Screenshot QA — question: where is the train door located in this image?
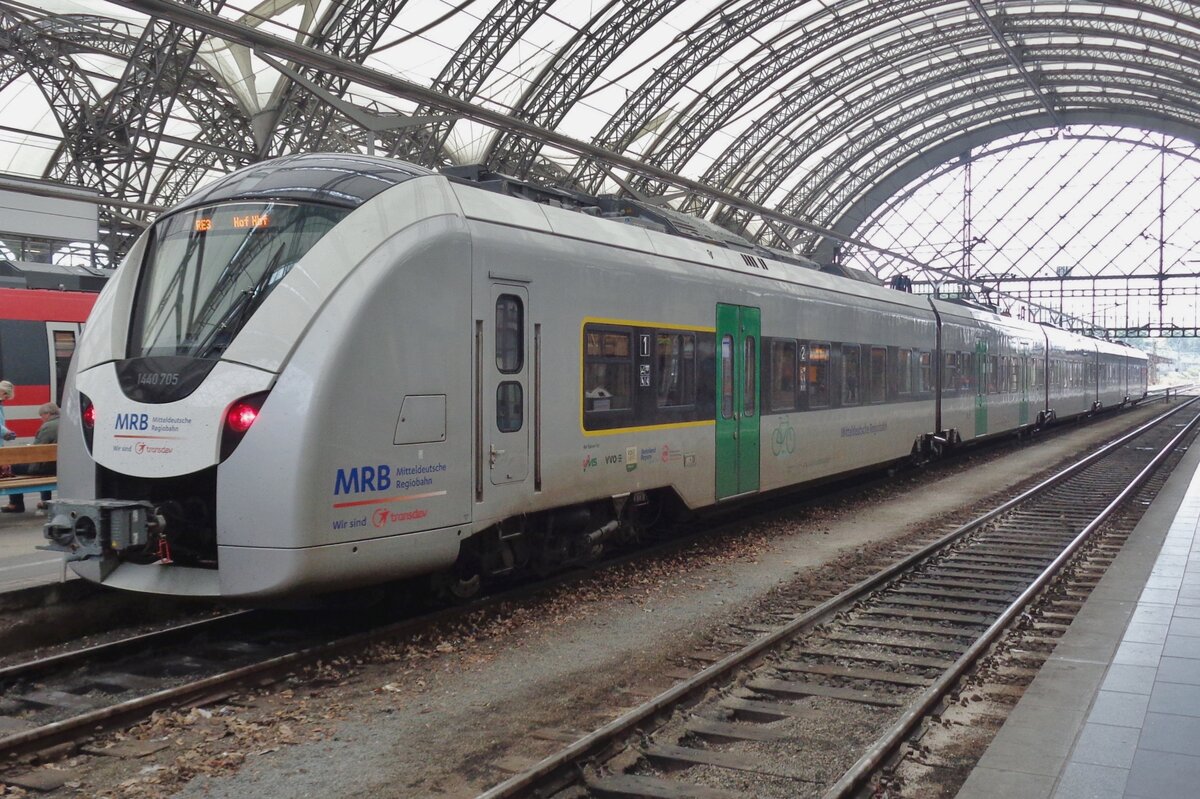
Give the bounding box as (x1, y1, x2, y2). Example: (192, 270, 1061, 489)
(45, 323, 81, 406)
(483, 285, 530, 488)
(715, 303, 760, 500)
(1019, 347, 1030, 426)
(974, 338, 988, 437)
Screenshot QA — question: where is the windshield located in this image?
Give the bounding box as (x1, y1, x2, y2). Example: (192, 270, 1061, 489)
(128, 201, 350, 359)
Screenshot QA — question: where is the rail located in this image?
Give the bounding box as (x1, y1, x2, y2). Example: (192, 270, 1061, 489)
(471, 397, 1200, 799)
(1149, 383, 1195, 403)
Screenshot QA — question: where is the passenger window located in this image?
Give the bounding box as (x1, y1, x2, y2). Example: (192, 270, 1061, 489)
(584, 326, 633, 413)
(797, 343, 808, 394)
(496, 381, 522, 432)
(769, 339, 797, 411)
(656, 332, 696, 408)
(842, 344, 861, 405)
(743, 336, 756, 417)
(870, 347, 886, 403)
(897, 349, 912, 395)
(918, 351, 932, 392)
(809, 342, 830, 407)
(53, 331, 76, 406)
(495, 295, 523, 373)
(942, 352, 958, 391)
(720, 335, 734, 419)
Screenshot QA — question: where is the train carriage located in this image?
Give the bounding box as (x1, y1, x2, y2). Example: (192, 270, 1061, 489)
(1044, 326, 1101, 421)
(0, 287, 96, 439)
(933, 302, 1046, 441)
(754, 277, 936, 493)
(1096, 338, 1136, 409)
(41, 154, 1149, 600)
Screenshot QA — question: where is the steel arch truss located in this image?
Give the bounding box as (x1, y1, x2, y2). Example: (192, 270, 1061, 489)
(713, 53, 1200, 246)
(482, 0, 683, 180)
(0, 6, 258, 260)
(687, 18, 1200, 219)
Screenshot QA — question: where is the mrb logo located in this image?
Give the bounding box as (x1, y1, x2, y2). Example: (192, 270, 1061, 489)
(114, 412, 149, 431)
(334, 465, 392, 495)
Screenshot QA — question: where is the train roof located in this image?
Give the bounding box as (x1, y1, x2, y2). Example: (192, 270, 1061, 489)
(175, 153, 434, 214)
(0, 258, 108, 292)
(439, 163, 866, 281)
(448, 175, 933, 316)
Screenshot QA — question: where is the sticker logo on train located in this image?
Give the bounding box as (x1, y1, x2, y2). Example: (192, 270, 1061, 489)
(333, 462, 447, 495)
(114, 412, 148, 431)
(330, 462, 449, 529)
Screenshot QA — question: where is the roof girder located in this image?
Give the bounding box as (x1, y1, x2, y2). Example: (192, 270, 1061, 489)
(636, 11, 1200, 208)
(778, 93, 1200, 261)
(817, 116, 1200, 274)
(484, 0, 683, 179)
(706, 53, 1200, 245)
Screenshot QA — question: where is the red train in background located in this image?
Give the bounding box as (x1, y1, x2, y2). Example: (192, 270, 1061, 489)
(0, 287, 99, 440)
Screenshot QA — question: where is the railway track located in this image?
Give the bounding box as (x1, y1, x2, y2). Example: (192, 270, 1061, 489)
(472, 398, 1200, 799)
(0, 498, 870, 766)
(0, 399, 1182, 784)
(0, 607, 372, 761)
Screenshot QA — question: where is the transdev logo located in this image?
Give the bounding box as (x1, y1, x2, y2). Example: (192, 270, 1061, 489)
(372, 508, 428, 528)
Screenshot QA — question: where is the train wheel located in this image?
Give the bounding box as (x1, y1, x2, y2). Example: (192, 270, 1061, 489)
(431, 570, 482, 602)
(446, 573, 481, 600)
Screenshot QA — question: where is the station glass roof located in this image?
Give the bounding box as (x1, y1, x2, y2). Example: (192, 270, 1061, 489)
(1, 0, 1198, 327)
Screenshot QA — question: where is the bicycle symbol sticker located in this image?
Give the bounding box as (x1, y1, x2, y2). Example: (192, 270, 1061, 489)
(772, 419, 796, 457)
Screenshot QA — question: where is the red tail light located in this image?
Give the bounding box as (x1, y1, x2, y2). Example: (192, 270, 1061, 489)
(78, 392, 96, 453)
(220, 392, 269, 461)
(226, 401, 259, 433)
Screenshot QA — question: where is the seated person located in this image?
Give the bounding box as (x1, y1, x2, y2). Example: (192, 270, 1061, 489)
(3, 402, 58, 513)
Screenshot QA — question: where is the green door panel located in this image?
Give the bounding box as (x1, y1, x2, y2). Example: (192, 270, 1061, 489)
(715, 303, 760, 499)
(738, 306, 761, 495)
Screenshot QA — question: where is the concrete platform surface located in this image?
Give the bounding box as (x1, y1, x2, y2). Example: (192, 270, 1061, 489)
(0, 501, 70, 592)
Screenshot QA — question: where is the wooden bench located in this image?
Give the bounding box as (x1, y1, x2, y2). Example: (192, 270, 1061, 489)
(0, 444, 57, 499)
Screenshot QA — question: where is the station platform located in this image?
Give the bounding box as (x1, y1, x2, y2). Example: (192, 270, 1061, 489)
(958, 426, 1200, 798)
(0, 505, 70, 593)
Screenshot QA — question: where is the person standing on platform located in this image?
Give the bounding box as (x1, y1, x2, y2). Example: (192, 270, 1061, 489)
(0, 380, 14, 490)
(0, 380, 15, 446)
(1, 401, 58, 514)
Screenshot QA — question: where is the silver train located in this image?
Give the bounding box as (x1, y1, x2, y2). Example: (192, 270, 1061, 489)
(42, 154, 1149, 600)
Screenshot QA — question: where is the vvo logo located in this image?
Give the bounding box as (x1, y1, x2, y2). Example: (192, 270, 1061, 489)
(334, 465, 392, 495)
(114, 413, 149, 431)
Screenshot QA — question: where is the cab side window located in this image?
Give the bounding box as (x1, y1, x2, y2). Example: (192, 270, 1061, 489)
(495, 295, 523, 373)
